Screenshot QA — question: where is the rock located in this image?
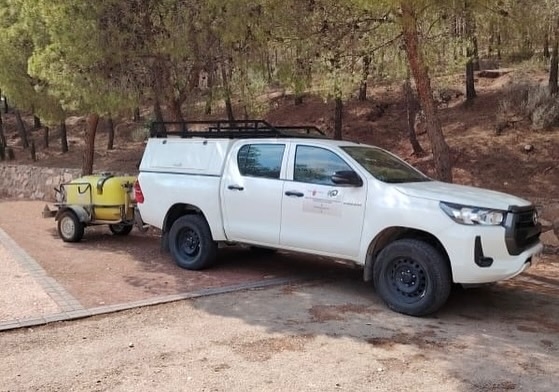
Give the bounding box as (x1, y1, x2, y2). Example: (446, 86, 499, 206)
(523, 144, 534, 152)
(128, 342, 134, 348)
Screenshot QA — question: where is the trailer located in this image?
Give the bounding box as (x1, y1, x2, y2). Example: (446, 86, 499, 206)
(43, 173, 146, 242)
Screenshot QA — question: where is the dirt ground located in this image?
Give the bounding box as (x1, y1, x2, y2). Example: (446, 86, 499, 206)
(0, 255, 558, 391)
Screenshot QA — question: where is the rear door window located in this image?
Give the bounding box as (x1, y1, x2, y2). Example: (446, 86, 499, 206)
(237, 144, 286, 179)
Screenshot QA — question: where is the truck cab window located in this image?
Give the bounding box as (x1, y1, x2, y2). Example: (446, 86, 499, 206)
(237, 144, 285, 179)
(294, 145, 352, 185)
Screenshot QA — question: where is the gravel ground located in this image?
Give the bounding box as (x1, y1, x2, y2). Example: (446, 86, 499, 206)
(1, 257, 559, 392)
(0, 240, 60, 322)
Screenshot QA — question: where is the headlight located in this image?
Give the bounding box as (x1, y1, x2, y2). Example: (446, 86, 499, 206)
(439, 202, 505, 226)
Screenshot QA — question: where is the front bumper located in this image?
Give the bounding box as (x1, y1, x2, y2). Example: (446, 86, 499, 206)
(442, 225, 543, 284)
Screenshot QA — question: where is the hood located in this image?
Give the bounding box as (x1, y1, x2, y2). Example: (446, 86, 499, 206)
(394, 181, 532, 210)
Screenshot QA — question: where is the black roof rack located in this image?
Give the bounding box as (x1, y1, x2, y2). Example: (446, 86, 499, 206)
(149, 120, 327, 139)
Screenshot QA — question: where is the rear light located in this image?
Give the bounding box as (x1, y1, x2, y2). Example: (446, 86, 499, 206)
(134, 180, 144, 204)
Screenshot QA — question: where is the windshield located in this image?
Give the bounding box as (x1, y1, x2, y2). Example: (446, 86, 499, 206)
(342, 146, 431, 183)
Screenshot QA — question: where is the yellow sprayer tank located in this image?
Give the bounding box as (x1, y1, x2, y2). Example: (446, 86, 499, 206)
(65, 174, 137, 221)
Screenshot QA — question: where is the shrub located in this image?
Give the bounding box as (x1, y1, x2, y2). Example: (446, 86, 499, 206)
(497, 82, 559, 131)
(531, 98, 559, 130)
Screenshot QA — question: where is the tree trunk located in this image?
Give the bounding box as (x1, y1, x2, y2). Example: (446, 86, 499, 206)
(168, 98, 186, 133)
(151, 98, 167, 136)
(465, 0, 477, 101)
(358, 55, 371, 101)
(549, 23, 559, 96)
(544, 33, 550, 58)
(221, 65, 235, 122)
(497, 30, 502, 60)
(133, 107, 141, 122)
(43, 127, 49, 148)
(107, 115, 115, 150)
(0, 110, 6, 148)
(168, 99, 184, 122)
(30, 140, 36, 161)
(60, 120, 69, 153)
(153, 98, 164, 122)
(472, 36, 480, 71)
(204, 69, 215, 115)
(33, 115, 41, 130)
(401, 2, 452, 182)
(0, 111, 5, 161)
(333, 97, 343, 140)
(403, 77, 424, 156)
(465, 60, 476, 101)
(294, 45, 309, 106)
(15, 110, 30, 149)
(82, 113, 99, 176)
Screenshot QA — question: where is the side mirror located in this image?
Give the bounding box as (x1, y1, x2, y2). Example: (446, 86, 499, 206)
(331, 170, 363, 187)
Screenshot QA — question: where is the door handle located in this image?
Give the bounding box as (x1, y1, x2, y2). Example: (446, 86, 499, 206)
(285, 191, 304, 197)
(228, 185, 244, 191)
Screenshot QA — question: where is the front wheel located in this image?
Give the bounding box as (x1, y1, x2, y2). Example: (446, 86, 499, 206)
(373, 239, 451, 317)
(169, 215, 217, 270)
(109, 223, 133, 236)
(57, 210, 85, 243)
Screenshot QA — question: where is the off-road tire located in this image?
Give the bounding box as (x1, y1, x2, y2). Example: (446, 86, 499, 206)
(57, 210, 85, 243)
(373, 239, 451, 317)
(169, 215, 217, 270)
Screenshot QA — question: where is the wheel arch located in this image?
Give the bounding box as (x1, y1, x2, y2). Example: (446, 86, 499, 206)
(363, 227, 452, 282)
(161, 203, 209, 251)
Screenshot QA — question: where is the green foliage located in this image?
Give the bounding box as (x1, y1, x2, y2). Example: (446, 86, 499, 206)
(0, 0, 557, 123)
(0, 0, 64, 122)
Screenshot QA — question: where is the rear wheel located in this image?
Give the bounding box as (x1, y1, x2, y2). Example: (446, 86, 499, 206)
(109, 223, 133, 236)
(57, 210, 85, 243)
(169, 215, 217, 270)
(373, 239, 451, 317)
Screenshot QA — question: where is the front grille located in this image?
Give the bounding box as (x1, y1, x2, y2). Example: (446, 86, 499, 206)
(504, 206, 541, 256)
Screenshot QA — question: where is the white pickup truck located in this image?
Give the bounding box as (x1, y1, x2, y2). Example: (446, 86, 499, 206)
(135, 120, 542, 316)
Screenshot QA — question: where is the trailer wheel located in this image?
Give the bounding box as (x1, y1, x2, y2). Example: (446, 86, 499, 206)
(373, 239, 451, 317)
(109, 223, 133, 236)
(57, 210, 85, 243)
(169, 215, 217, 270)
